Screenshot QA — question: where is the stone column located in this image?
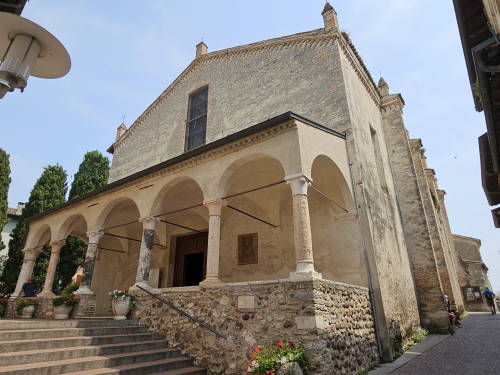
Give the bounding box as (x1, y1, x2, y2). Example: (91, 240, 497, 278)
(75, 231, 104, 295)
(132, 217, 160, 289)
(12, 248, 41, 297)
(286, 173, 322, 281)
(39, 240, 65, 297)
(200, 199, 226, 286)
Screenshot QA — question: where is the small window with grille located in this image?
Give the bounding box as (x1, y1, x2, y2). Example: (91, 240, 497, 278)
(462, 286, 482, 302)
(185, 86, 208, 151)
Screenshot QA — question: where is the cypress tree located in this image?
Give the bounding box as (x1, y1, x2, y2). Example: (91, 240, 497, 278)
(54, 151, 109, 292)
(0, 165, 67, 296)
(0, 149, 11, 252)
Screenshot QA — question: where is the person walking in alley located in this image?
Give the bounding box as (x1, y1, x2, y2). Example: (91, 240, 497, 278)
(482, 288, 496, 315)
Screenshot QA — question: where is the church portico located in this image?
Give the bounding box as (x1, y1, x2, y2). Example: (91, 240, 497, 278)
(14, 114, 364, 318)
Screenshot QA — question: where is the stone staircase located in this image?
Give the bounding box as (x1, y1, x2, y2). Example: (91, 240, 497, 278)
(0, 319, 206, 375)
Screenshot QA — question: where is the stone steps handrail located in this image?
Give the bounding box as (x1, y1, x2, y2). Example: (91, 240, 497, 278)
(136, 285, 227, 339)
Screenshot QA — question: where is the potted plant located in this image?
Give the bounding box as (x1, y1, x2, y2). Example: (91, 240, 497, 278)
(109, 289, 135, 320)
(246, 340, 308, 375)
(0, 298, 8, 318)
(52, 294, 80, 319)
(16, 299, 38, 319)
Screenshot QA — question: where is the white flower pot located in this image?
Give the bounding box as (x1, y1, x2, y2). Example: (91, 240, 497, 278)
(278, 362, 303, 375)
(112, 297, 130, 320)
(54, 304, 73, 320)
(21, 305, 35, 319)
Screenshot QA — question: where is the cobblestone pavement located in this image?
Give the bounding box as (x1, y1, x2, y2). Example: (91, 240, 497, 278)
(389, 313, 500, 375)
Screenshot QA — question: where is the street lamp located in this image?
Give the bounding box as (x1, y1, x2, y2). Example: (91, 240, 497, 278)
(0, 11, 70, 98)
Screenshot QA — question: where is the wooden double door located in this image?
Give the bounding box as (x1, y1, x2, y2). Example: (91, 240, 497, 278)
(173, 232, 208, 287)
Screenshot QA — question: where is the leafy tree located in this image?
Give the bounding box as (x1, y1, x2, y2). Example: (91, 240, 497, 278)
(54, 151, 109, 293)
(0, 149, 11, 252)
(0, 165, 67, 296)
(68, 151, 109, 200)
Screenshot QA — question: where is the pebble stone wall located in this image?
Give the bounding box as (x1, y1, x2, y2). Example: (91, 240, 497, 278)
(132, 279, 378, 375)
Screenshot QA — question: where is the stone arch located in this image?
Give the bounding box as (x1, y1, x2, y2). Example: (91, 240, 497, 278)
(93, 197, 141, 231)
(216, 153, 286, 198)
(55, 214, 88, 240)
(26, 223, 52, 249)
(150, 176, 206, 218)
(309, 154, 367, 286)
(217, 153, 294, 282)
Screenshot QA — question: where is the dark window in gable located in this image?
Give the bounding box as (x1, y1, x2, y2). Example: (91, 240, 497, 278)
(185, 87, 208, 151)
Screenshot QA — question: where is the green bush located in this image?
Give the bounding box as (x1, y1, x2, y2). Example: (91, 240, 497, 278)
(52, 294, 80, 307)
(62, 282, 80, 295)
(16, 299, 38, 315)
(246, 340, 308, 374)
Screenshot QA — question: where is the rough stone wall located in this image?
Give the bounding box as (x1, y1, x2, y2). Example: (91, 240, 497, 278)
(380, 99, 448, 331)
(337, 38, 421, 350)
(110, 34, 350, 182)
(133, 279, 378, 375)
(453, 235, 492, 312)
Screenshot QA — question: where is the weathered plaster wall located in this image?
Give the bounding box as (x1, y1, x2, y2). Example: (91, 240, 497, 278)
(109, 34, 350, 182)
(133, 279, 378, 375)
(338, 40, 421, 347)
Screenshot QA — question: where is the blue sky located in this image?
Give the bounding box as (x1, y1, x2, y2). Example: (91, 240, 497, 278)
(2, 1, 498, 292)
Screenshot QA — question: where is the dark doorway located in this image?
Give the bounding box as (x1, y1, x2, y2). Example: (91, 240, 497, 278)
(173, 232, 208, 287)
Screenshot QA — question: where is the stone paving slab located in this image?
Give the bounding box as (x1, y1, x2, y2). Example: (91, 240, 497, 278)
(370, 312, 500, 375)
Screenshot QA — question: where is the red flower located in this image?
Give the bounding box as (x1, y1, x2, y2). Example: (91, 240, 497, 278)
(250, 355, 256, 360)
(277, 341, 283, 348)
(288, 341, 295, 348)
(255, 346, 261, 353)
(63, 301, 67, 304)
(124, 289, 128, 293)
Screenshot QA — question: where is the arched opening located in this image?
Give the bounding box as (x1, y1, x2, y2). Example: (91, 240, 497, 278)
(53, 214, 88, 294)
(309, 155, 367, 286)
(92, 198, 141, 315)
(219, 155, 294, 282)
(152, 178, 207, 287)
(30, 224, 52, 292)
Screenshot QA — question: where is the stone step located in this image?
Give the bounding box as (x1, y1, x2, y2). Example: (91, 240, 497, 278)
(0, 332, 160, 353)
(0, 339, 170, 366)
(0, 319, 138, 330)
(64, 361, 206, 375)
(0, 325, 148, 340)
(0, 349, 190, 375)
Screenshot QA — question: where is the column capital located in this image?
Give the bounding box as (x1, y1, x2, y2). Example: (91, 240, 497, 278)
(86, 231, 104, 244)
(203, 199, 227, 216)
(139, 216, 161, 230)
(285, 173, 312, 195)
(50, 239, 65, 253)
(22, 248, 42, 261)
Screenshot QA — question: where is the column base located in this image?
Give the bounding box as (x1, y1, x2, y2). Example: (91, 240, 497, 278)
(72, 294, 96, 318)
(130, 281, 151, 291)
(74, 285, 95, 295)
(199, 277, 225, 288)
(290, 261, 322, 281)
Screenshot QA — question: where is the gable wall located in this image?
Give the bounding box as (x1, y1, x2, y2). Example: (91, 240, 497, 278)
(110, 36, 350, 182)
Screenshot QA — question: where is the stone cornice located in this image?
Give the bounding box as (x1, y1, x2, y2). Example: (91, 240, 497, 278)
(337, 33, 381, 107)
(380, 93, 405, 113)
(113, 30, 335, 152)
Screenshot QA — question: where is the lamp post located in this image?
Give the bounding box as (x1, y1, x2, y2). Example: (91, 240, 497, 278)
(0, 11, 70, 98)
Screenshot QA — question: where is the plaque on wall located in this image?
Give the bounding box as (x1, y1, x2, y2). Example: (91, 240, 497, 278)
(238, 233, 258, 265)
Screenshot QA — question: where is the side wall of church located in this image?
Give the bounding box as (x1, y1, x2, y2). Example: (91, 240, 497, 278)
(109, 36, 350, 182)
(337, 40, 420, 348)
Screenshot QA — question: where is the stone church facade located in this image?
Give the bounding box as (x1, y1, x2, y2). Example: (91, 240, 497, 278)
(8, 4, 492, 374)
